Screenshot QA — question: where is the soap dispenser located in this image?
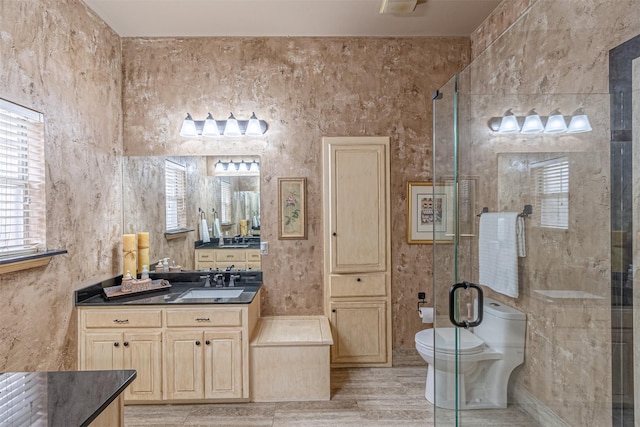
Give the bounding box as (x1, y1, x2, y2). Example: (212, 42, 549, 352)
(163, 258, 169, 272)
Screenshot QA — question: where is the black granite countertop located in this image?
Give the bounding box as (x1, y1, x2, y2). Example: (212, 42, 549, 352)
(0, 369, 136, 426)
(194, 237, 260, 249)
(75, 271, 262, 307)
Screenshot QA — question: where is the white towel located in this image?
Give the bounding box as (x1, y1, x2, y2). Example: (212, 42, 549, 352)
(200, 218, 210, 243)
(213, 218, 222, 238)
(478, 213, 524, 298)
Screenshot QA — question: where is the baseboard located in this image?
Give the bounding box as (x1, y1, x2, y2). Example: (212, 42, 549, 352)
(511, 385, 570, 427)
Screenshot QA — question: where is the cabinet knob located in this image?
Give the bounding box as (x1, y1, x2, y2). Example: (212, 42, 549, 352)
(205, 340, 211, 345)
(332, 232, 337, 236)
(357, 277, 361, 282)
(113, 342, 119, 347)
(195, 340, 201, 346)
(123, 342, 129, 347)
(332, 309, 336, 313)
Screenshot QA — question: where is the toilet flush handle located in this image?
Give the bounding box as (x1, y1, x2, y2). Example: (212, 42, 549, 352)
(449, 281, 483, 329)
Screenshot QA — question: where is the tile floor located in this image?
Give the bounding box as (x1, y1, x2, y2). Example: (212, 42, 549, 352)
(124, 366, 539, 426)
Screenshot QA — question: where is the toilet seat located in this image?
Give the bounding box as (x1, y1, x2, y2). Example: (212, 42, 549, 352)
(415, 328, 485, 355)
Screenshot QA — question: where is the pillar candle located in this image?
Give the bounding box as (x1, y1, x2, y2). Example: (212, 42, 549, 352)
(137, 232, 150, 272)
(123, 234, 137, 277)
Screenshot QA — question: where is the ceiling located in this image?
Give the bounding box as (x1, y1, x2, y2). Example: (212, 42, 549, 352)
(82, 0, 502, 37)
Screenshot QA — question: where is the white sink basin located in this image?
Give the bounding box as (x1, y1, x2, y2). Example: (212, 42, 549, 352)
(178, 288, 244, 299)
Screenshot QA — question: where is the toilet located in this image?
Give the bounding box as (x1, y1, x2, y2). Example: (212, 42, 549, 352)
(414, 297, 526, 410)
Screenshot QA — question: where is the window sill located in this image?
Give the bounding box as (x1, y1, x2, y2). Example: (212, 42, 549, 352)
(0, 249, 68, 274)
(164, 229, 194, 240)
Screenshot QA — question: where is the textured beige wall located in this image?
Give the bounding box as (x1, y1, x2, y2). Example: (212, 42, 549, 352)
(121, 37, 471, 351)
(465, 0, 640, 425)
(0, 0, 122, 370)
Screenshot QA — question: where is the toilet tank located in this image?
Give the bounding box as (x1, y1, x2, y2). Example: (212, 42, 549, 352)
(473, 297, 526, 351)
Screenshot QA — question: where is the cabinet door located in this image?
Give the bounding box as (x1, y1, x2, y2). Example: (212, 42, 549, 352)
(327, 142, 387, 273)
(329, 301, 387, 364)
(164, 331, 204, 400)
(123, 331, 162, 401)
(203, 330, 243, 399)
(83, 332, 123, 370)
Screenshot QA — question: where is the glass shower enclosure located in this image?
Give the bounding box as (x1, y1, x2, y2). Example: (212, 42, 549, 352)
(430, 33, 638, 426)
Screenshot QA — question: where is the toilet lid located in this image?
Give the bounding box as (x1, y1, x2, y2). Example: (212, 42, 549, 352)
(416, 328, 485, 355)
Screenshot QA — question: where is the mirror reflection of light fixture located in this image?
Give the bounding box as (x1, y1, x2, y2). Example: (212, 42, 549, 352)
(223, 113, 242, 137)
(544, 111, 568, 134)
(179, 112, 268, 137)
(521, 111, 545, 134)
(212, 158, 260, 176)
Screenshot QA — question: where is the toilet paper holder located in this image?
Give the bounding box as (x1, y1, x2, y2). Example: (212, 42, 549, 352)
(417, 292, 427, 312)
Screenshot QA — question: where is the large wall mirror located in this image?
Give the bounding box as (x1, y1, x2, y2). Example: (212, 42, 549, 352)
(122, 155, 260, 270)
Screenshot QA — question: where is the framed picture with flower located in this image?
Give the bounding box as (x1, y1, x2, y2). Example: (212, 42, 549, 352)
(278, 177, 307, 239)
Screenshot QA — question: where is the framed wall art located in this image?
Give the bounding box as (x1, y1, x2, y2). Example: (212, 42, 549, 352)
(407, 181, 454, 244)
(278, 177, 307, 239)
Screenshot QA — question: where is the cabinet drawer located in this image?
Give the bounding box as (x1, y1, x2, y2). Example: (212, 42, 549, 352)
(247, 250, 261, 262)
(329, 274, 387, 297)
(83, 309, 162, 328)
(197, 250, 216, 262)
(215, 250, 247, 262)
(196, 261, 217, 270)
(247, 262, 261, 270)
(166, 308, 243, 327)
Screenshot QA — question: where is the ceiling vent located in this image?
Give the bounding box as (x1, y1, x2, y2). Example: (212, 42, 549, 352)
(379, 0, 418, 14)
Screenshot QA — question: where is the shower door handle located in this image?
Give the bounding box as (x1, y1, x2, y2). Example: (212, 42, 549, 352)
(449, 281, 483, 329)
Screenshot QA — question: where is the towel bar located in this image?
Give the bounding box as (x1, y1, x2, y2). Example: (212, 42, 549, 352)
(477, 205, 532, 218)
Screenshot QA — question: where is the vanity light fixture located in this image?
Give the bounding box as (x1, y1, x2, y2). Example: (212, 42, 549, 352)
(489, 109, 592, 135)
(179, 112, 268, 137)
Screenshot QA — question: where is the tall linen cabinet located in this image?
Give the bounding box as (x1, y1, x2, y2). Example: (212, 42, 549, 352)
(322, 137, 391, 367)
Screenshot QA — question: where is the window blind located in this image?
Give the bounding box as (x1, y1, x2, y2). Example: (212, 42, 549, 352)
(0, 99, 46, 256)
(220, 178, 232, 224)
(164, 160, 187, 231)
(532, 157, 569, 229)
(0, 373, 47, 425)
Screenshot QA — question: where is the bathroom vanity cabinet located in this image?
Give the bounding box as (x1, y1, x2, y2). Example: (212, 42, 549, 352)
(195, 248, 261, 271)
(322, 137, 391, 367)
(77, 290, 261, 403)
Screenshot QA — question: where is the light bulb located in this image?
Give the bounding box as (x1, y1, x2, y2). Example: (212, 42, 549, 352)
(214, 161, 225, 172)
(544, 114, 567, 134)
(498, 114, 520, 133)
(245, 112, 263, 136)
(566, 114, 592, 133)
(179, 113, 197, 137)
(202, 113, 219, 137)
(521, 114, 544, 134)
(223, 113, 241, 137)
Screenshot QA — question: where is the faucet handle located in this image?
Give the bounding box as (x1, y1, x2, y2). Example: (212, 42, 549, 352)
(229, 274, 241, 287)
(199, 275, 211, 287)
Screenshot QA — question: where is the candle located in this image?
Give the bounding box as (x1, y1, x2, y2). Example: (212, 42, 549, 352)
(123, 234, 137, 277)
(137, 232, 149, 273)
